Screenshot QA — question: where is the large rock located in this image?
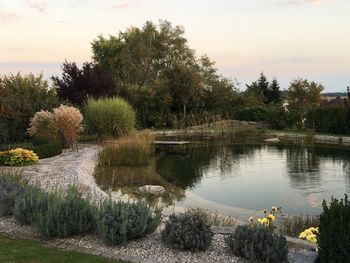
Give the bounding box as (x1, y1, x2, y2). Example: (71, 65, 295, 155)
(138, 185, 166, 196)
(264, 138, 280, 143)
(290, 250, 318, 263)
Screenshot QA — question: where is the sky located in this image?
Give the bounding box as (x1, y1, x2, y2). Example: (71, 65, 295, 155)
(0, 0, 349, 92)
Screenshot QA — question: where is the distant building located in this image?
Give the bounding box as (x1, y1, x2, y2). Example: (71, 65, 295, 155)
(320, 96, 348, 106)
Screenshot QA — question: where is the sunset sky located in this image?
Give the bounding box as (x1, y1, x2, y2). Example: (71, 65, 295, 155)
(1, 0, 349, 92)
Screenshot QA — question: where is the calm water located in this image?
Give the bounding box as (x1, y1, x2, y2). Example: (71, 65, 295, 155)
(156, 144, 350, 215)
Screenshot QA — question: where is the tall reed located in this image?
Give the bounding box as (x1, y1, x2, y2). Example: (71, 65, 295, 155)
(99, 130, 155, 167)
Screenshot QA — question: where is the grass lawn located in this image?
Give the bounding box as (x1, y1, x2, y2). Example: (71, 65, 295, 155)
(0, 234, 123, 263)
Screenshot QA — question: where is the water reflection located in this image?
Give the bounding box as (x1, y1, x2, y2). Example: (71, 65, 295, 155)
(95, 158, 185, 206)
(285, 146, 321, 190)
(155, 143, 350, 215)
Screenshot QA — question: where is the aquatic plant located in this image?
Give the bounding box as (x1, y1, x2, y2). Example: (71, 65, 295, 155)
(99, 130, 155, 167)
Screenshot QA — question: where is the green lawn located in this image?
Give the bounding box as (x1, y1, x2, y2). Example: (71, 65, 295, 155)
(0, 234, 122, 263)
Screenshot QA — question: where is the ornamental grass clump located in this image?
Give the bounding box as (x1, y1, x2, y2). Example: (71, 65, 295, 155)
(95, 199, 161, 246)
(84, 97, 136, 138)
(161, 212, 214, 251)
(225, 225, 288, 263)
(318, 195, 350, 262)
(0, 174, 25, 216)
(34, 188, 95, 238)
(0, 148, 39, 166)
(99, 130, 155, 167)
(28, 105, 84, 149)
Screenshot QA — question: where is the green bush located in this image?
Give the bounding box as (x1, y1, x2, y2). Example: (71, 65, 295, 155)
(318, 195, 350, 262)
(306, 106, 350, 135)
(34, 188, 95, 238)
(32, 142, 62, 159)
(84, 97, 136, 138)
(225, 225, 288, 263)
(14, 186, 47, 225)
(95, 199, 161, 245)
(0, 174, 25, 216)
(0, 73, 60, 143)
(161, 212, 213, 251)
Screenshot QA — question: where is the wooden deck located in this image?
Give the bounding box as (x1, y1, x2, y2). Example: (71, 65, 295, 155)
(154, 140, 190, 145)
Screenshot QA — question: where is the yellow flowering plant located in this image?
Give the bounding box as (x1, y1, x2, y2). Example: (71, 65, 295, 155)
(299, 227, 318, 244)
(0, 148, 39, 166)
(248, 206, 281, 229)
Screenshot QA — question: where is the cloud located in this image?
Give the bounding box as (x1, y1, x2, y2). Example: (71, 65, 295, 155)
(0, 12, 22, 22)
(280, 0, 328, 5)
(24, 0, 47, 12)
(113, 3, 129, 9)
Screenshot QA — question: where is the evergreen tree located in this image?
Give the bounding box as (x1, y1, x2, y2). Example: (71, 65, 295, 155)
(267, 78, 282, 104)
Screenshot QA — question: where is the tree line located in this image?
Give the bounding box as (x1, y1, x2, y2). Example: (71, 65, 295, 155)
(1, 20, 349, 143)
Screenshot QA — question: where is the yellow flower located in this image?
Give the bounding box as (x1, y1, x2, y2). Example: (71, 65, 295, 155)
(263, 209, 267, 214)
(308, 227, 318, 233)
(257, 218, 263, 224)
(299, 232, 307, 239)
(261, 218, 269, 225)
(267, 214, 276, 222)
(304, 229, 313, 235)
(306, 234, 317, 243)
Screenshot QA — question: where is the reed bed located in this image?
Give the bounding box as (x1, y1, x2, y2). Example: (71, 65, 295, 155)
(99, 130, 155, 167)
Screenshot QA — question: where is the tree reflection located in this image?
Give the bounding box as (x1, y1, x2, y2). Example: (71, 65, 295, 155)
(285, 146, 321, 190)
(156, 143, 257, 188)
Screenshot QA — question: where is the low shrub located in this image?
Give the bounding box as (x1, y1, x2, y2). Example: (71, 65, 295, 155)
(34, 188, 95, 238)
(0, 174, 25, 216)
(84, 97, 136, 138)
(99, 130, 155, 167)
(0, 148, 39, 166)
(32, 142, 62, 159)
(14, 185, 47, 225)
(95, 199, 161, 245)
(318, 195, 350, 262)
(225, 225, 288, 263)
(161, 212, 213, 251)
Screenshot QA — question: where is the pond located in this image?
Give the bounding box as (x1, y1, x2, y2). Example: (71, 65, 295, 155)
(95, 142, 350, 218)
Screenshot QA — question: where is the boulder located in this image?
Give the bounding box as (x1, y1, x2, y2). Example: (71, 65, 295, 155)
(290, 250, 318, 263)
(138, 185, 166, 196)
(264, 138, 280, 143)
